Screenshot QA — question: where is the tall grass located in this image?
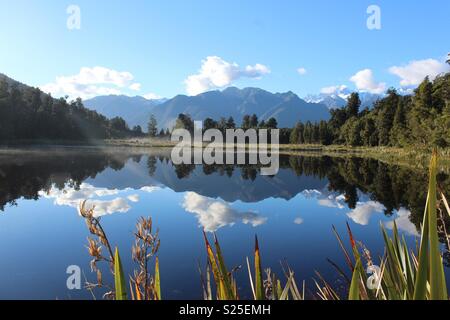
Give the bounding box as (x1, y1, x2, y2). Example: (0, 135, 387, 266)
(79, 151, 450, 300)
(343, 150, 448, 300)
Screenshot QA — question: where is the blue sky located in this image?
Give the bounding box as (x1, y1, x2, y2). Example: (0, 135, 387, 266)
(0, 0, 449, 100)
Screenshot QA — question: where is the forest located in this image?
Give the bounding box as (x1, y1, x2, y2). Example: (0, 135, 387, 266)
(0, 77, 139, 142)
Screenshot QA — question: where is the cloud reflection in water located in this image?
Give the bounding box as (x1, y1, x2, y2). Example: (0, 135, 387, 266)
(182, 192, 267, 232)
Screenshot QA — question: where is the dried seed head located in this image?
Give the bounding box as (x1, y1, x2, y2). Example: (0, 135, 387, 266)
(96, 269, 103, 286)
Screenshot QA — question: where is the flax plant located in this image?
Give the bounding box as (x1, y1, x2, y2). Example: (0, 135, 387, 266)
(80, 202, 160, 300)
(200, 233, 304, 300)
(343, 150, 449, 300)
(79, 200, 116, 299)
(130, 217, 161, 300)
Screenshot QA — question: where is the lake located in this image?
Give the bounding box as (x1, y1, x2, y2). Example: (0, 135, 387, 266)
(0, 146, 449, 299)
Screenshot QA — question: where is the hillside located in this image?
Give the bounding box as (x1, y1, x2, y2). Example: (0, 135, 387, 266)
(0, 73, 135, 142)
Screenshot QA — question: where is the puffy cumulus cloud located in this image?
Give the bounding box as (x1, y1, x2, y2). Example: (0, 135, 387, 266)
(347, 201, 385, 226)
(184, 56, 270, 96)
(385, 208, 419, 236)
(349, 69, 386, 94)
(84, 198, 131, 216)
(294, 217, 304, 225)
(39, 183, 134, 217)
(182, 192, 267, 232)
(40, 66, 141, 100)
(389, 58, 449, 87)
(297, 67, 307, 75)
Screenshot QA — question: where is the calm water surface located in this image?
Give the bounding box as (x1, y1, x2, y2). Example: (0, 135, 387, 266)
(0, 147, 449, 299)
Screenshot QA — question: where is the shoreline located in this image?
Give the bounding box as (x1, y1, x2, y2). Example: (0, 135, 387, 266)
(1, 139, 449, 170)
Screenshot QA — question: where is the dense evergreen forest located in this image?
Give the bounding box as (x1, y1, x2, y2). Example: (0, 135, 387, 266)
(0, 75, 139, 142)
(290, 72, 449, 147)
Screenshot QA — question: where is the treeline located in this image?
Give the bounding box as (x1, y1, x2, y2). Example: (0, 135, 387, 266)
(0, 77, 138, 142)
(171, 72, 450, 148)
(293, 72, 450, 148)
(171, 113, 294, 143)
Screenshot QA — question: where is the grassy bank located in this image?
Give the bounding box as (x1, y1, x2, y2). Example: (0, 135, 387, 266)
(2, 137, 449, 170)
(103, 138, 450, 170)
(279, 145, 450, 170)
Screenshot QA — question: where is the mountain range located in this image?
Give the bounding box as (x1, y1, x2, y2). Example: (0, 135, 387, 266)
(1, 71, 380, 131)
(85, 87, 335, 129)
(304, 91, 382, 110)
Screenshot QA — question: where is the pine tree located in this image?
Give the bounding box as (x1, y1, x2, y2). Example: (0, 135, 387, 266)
(147, 114, 158, 137)
(250, 114, 258, 128)
(389, 98, 408, 146)
(266, 117, 278, 129)
(242, 115, 251, 129)
(204, 118, 217, 131)
(346, 92, 361, 118)
(226, 116, 236, 129)
(408, 78, 434, 145)
(318, 120, 331, 145)
(376, 89, 398, 145)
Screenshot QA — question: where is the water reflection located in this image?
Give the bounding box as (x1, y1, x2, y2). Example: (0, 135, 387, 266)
(0, 147, 449, 299)
(182, 192, 267, 232)
(1, 148, 448, 234)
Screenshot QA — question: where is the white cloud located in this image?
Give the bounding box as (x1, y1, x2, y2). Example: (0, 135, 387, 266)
(184, 56, 270, 96)
(350, 69, 386, 94)
(127, 194, 140, 202)
(384, 208, 419, 236)
(320, 85, 348, 95)
(143, 93, 163, 100)
(294, 217, 304, 225)
(129, 83, 142, 91)
(297, 67, 307, 75)
(389, 58, 449, 87)
(39, 182, 134, 217)
(303, 189, 347, 209)
(140, 186, 161, 193)
(347, 201, 385, 226)
(85, 198, 131, 216)
(40, 66, 140, 100)
(182, 192, 267, 232)
(318, 197, 346, 209)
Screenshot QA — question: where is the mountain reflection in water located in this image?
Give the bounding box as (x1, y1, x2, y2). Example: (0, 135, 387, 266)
(0, 147, 450, 299)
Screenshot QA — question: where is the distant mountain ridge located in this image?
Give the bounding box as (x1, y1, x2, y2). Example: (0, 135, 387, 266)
(84, 95, 166, 129)
(85, 87, 331, 129)
(304, 91, 382, 110)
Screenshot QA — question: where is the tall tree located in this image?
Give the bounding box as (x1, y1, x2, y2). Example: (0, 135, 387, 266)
(346, 92, 361, 118)
(226, 116, 236, 129)
(266, 117, 278, 129)
(376, 89, 399, 145)
(204, 118, 217, 131)
(174, 113, 194, 132)
(250, 114, 258, 128)
(147, 114, 158, 137)
(242, 115, 251, 129)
